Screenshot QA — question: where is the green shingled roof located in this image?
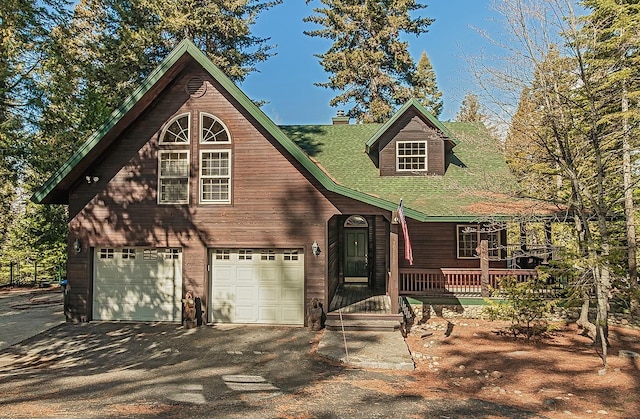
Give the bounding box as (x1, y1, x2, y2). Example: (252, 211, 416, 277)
(32, 39, 547, 221)
(280, 121, 543, 220)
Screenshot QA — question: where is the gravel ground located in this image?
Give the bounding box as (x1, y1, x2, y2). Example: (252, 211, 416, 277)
(0, 322, 543, 418)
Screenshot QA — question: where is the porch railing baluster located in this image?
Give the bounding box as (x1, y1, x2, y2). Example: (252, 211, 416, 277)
(398, 268, 539, 297)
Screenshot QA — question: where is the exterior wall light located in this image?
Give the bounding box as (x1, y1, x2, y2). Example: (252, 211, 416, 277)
(73, 238, 82, 254)
(311, 240, 321, 256)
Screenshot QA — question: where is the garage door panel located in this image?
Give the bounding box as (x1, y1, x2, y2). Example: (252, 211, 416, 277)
(258, 306, 277, 323)
(236, 285, 257, 303)
(282, 266, 303, 282)
(93, 247, 182, 322)
(258, 267, 278, 283)
(211, 248, 304, 325)
(213, 285, 234, 300)
(281, 306, 303, 324)
(281, 287, 302, 304)
(259, 286, 278, 303)
(236, 267, 255, 282)
(234, 304, 257, 323)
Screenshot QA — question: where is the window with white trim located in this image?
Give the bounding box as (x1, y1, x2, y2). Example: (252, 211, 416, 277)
(165, 248, 181, 260)
(159, 151, 189, 203)
(284, 250, 299, 261)
(143, 248, 158, 260)
(457, 225, 478, 259)
(486, 230, 501, 259)
(200, 112, 230, 143)
(457, 224, 503, 260)
(159, 113, 190, 204)
(99, 248, 115, 259)
(160, 114, 190, 144)
(215, 249, 230, 260)
(122, 248, 136, 260)
(200, 150, 231, 203)
(261, 249, 276, 261)
(397, 141, 427, 171)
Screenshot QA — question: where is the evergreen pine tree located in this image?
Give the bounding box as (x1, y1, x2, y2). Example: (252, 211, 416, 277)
(455, 93, 485, 123)
(304, 0, 433, 122)
(412, 51, 443, 117)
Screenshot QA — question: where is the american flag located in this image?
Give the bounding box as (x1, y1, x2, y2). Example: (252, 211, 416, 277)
(397, 199, 414, 265)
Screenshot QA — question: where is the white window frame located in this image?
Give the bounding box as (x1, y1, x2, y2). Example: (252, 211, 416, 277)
(396, 141, 428, 172)
(200, 112, 231, 144)
(199, 149, 231, 204)
(143, 248, 158, 260)
(215, 249, 230, 260)
(158, 150, 190, 204)
(456, 224, 502, 260)
(260, 249, 276, 261)
(122, 248, 136, 260)
(486, 230, 501, 259)
(457, 225, 478, 259)
(160, 113, 191, 144)
(99, 248, 115, 259)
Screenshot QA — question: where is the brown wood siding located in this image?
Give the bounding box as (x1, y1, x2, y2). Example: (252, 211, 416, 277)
(67, 62, 343, 323)
(65, 249, 90, 322)
(399, 221, 508, 270)
(378, 112, 446, 176)
(327, 216, 340, 307)
(373, 215, 389, 289)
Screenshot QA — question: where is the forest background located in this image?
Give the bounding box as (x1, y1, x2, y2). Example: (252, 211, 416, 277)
(1, 0, 639, 366)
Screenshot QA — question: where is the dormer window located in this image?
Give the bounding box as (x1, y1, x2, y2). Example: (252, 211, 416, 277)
(397, 141, 427, 172)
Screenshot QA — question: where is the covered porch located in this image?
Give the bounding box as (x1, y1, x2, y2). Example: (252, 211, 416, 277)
(325, 212, 561, 325)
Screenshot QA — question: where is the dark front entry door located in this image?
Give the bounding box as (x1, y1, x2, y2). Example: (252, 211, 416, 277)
(344, 228, 368, 282)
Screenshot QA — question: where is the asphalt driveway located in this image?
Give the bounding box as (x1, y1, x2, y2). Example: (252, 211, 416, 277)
(0, 290, 541, 418)
(0, 287, 65, 351)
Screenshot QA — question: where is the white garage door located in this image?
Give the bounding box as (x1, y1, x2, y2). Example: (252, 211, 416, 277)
(93, 247, 183, 322)
(211, 249, 304, 325)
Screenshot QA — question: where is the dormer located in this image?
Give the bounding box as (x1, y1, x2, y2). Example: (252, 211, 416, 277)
(365, 99, 457, 176)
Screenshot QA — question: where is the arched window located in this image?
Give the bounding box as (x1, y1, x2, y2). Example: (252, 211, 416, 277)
(158, 113, 190, 204)
(200, 112, 230, 143)
(344, 215, 368, 228)
(199, 112, 231, 204)
(160, 113, 190, 144)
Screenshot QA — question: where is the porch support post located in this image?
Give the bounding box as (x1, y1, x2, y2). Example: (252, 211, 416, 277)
(480, 239, 490, 297)
(544, 220, 553, 263)
(519, 222, 527, 252)
(389, 218, 399, 314)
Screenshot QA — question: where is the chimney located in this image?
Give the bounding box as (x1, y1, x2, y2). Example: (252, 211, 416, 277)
(332, 110, 350, 125)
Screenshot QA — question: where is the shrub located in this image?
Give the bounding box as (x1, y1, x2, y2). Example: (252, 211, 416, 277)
(483, 275, 558, 340)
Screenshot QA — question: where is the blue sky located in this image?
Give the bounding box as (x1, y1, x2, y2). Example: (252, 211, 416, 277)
(241, 1, 504, 125)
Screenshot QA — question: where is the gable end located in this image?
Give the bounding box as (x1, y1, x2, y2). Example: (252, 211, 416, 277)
(377, 113, 447, 176)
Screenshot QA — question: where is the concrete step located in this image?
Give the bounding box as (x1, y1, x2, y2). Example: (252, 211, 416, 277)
(325, 312, 404, 322)
(325, 318, 401, 332)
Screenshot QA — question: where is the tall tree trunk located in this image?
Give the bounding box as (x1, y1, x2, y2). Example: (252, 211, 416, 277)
(593, 262, 611, 367)
(577, 291, 596, 340)
(622, 83, 640, 315)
